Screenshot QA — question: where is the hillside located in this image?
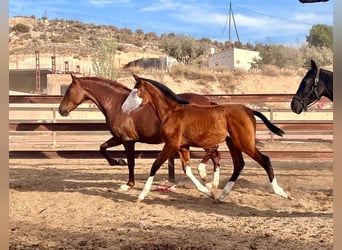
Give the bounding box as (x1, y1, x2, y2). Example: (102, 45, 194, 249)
(9, 16, 164, 56)
(9, 16, 169, 72)
(8, 16, 314, 97)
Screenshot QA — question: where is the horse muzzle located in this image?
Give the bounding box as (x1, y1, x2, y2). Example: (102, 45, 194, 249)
(290, 101, 301, 114)
(291, 96, 306, 114)
(58, 108, 70, 117)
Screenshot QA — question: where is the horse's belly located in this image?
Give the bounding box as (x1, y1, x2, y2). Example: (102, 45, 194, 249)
(184, 132, 227, 148)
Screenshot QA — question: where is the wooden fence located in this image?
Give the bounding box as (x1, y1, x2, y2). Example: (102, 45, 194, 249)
(9, 94, 333, 158)
(9, 94, 333, 181)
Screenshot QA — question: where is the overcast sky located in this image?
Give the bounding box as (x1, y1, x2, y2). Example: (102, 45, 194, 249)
(9, 0, 333, 46)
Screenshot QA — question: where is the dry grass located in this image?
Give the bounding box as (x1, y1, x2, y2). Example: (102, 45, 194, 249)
(169, 64, 239, 92)
(260, 64, 280, 77)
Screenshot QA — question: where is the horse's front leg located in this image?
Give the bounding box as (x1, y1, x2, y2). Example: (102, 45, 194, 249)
(138, 144, 178, 201)
(179, 147, 215, 199)
(197, 148, 210, 181)
(100, 136, 127, 166)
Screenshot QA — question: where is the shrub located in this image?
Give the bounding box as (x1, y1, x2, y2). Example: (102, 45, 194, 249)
(51, 35, 72, 43)
(12, 23, 30, 33)
(261, 64, 280, 77)
(170, 64, 216, 81)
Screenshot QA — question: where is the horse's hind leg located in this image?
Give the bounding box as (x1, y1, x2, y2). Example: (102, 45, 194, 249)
(218, 137, 245, 201)
(244, 147, 288, 199)
(100, 136, 126, 166)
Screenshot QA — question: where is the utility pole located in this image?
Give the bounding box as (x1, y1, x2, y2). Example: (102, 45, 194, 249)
(228, 2, 240, 45)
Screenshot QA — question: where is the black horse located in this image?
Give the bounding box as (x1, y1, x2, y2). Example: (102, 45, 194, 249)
(291, 59, 333, 114)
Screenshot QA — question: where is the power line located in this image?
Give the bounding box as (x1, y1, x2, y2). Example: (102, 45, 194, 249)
(232, 3, 315, 26)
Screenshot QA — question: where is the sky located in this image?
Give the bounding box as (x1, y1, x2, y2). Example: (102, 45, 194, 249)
(9, 0, 333, 46)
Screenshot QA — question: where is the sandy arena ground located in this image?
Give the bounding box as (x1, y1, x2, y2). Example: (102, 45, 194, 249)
(9, 140, 333, 249)
(9, 71, 333, 249)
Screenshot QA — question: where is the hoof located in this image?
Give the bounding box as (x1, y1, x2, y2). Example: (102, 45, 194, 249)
(207, 191, 216, 200)
(286, 193, 293, 200)
(108, 159, 127, 166)
(118, 159, 127, 165)
(213, 199, 224, 204)
(276, 190, 290, 199)
(137, 196, 145, 202)
(108, 159, 120, 166)
(120, 184, 132, 191)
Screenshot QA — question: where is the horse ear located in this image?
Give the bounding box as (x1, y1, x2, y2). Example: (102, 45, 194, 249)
(133, 74, 139, 81)
(132, 74, 142, 84)
(70, 73, 76, 81)
(310, 59, 318, 71)
(70, 73, 79, 84)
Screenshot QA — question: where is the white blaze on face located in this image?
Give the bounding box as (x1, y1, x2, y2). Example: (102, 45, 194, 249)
(121, 88, 143, 114)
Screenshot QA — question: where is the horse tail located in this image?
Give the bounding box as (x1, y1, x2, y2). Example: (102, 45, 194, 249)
(252, 110, 285, 137)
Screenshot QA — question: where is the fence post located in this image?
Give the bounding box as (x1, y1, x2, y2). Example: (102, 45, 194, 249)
(52, 107, 57, 147)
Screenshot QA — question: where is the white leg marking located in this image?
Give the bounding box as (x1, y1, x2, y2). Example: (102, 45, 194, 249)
(218, 181, 235, 201)
(271, 177, 288, 199)
(186, 166, 214, 198)
(138, 176, 154, 201)
(213, 168, 220, 188)
(197, 163, 207, 181)
(120, 184, 130, 191)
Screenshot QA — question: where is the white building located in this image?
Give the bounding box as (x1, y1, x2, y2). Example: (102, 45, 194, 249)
(208, 47, 260, 71)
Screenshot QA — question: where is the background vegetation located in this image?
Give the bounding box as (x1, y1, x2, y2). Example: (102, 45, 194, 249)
(9, 16, 333, 80)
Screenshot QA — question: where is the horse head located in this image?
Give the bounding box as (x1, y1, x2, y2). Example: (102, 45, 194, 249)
(58, 73, 89, 116)
(121, 74, 190, 114)
(291, 60, 326, 114)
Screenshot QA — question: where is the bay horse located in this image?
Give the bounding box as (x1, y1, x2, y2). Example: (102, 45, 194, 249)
(291, 59, 333, 114)
(122, 75, 289, 202)
(58, 74, 221, 190)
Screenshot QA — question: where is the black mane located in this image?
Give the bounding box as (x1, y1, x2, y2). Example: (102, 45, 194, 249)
(141, 77, 190, 104)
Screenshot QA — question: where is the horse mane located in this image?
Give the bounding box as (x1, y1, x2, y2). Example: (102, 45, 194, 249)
(79, 76, 131, 93)
(140, 77, 190, 104)
(321, 68, 333, 75)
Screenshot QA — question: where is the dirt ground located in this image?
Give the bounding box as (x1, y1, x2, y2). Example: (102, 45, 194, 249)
(9, 140, 333, 250)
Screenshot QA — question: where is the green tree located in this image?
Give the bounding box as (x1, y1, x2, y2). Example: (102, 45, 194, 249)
(252, 41, 302, 69)
(306, 24, 333, 49)
(92, 36, 117, 80)
(159, 34, 210, 64)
